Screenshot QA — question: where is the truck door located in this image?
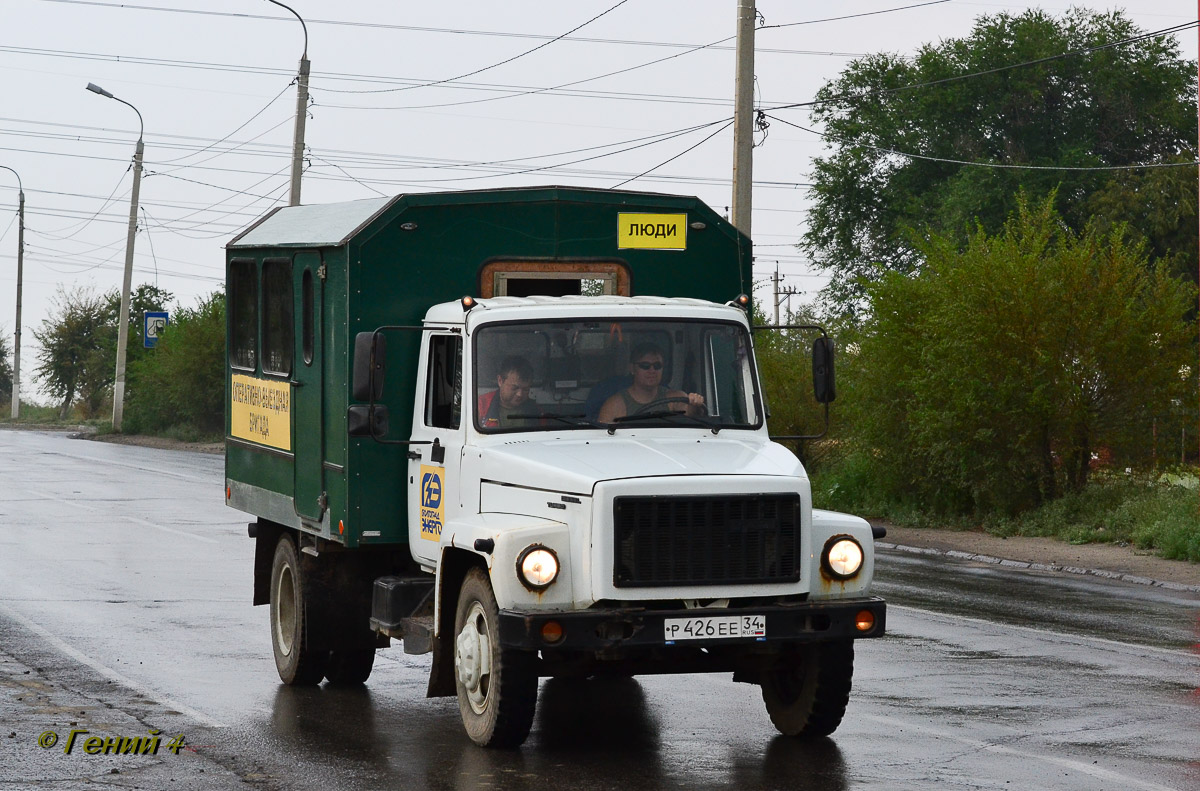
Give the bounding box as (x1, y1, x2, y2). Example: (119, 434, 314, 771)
(292, 251, 325, 522)
(407, 332, 464, 565)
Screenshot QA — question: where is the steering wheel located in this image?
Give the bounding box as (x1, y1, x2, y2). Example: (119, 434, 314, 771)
(634, 396, 690, 414)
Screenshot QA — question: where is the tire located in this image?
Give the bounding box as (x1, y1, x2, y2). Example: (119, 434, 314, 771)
(270, 536, 328, 686)
(325, 649, 375, 686)
(453, 567, 538, 748)
(761, 641, 854, 738)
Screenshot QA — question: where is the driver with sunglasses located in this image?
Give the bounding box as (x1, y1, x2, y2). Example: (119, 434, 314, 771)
(596, 341, 705, 423)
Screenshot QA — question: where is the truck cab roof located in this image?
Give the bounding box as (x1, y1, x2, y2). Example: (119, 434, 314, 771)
(424, 295, 750, 326)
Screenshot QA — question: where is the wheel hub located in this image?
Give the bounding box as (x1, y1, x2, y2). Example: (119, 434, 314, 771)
(275, 564, 296, 657)
(455, 602, 492, 714)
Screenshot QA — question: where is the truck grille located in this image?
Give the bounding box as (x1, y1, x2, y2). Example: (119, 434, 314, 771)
(612, 494, 802, 588)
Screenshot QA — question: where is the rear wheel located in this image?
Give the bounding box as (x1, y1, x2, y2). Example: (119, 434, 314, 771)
(453, 567, 537, 748)
(325, 649, 376, 685)
(761, 641, 854, 738)
(270, 536, 328, 686)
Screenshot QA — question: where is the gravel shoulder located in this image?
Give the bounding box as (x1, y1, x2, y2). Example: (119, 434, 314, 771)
(86, 431, 223, 455)
(878, 523, 1200, 590)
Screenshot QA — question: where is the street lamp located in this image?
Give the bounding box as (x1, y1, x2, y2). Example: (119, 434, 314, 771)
(0, 165, 23, 419)
(86, 81, 143, 432)
(265, 0, 310, 206)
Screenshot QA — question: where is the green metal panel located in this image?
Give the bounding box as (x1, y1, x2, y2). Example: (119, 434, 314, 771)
(226, 187, 750, 550)
(292, 251, 324, 522)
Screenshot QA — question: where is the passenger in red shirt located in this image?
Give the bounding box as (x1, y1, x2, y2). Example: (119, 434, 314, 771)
(478, 356, 535, 429)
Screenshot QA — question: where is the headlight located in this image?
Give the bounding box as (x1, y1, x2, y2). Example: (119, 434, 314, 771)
(822, 536, 864, 580)
(516, 545, 559, 590)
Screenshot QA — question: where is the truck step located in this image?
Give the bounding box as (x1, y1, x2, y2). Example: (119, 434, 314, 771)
(370, 575, 435, 654)
(399, 615, 434, 655)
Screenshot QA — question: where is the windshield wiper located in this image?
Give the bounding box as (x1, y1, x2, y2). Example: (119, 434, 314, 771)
(505, 412, 604, 429)
(610, 410, 722, 434)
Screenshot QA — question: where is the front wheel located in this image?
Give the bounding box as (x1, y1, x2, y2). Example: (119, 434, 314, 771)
(270, 536, 328, 686)
(761, 641, 854, 738)
(453, 567, 538, 748)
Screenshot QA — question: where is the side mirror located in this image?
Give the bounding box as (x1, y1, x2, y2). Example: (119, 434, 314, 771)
(347, 404, 389, 438)
(812, 336, 836, 404)
(352, 331, 386, 402)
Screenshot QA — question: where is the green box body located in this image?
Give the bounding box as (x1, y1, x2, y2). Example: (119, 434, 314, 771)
(224, 186, 751, 549)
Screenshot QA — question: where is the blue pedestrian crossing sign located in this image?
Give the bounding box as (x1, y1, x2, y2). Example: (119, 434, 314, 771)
(144, 311, 169, 348)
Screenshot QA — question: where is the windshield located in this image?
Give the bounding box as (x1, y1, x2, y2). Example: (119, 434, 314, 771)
(473, 318, 762, 432)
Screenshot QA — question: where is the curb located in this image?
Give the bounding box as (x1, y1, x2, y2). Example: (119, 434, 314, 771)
(876, 541, 1200, 594)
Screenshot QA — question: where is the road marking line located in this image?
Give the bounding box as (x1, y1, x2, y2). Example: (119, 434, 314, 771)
(28, 489, 218, 544)
(20, 441, 217, 485)
(889, 603, 1199, 662)
(859, 713, 1184, 791)
(0, 602, 224, 728)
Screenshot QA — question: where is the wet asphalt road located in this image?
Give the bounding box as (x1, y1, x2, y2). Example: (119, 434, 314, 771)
(0, 430, 1197, 790)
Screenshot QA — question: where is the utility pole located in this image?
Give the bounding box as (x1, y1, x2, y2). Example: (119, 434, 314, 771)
(771, 264, 800, 324)
(86, 83, 143, 432)
(731, 0, 755, 241)
(290, 54, 310, 206)
(267, 0, 310, 207)
(0, 166, 23, 419)
(772, 266, 780, 324)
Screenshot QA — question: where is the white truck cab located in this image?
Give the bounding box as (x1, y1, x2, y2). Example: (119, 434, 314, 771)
(364, 295, 884, 746)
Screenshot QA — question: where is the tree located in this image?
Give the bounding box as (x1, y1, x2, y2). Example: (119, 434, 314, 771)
(124, 290, 225, 436)
(843, 197, 1195, 514)
(33, 286, 115, 418)
(801, 8, 1198, 311)
(753, 304, 834, 465)
(0, 327, 12, 404)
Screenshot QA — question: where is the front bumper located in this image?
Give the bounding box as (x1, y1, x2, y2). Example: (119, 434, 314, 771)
(498, 597, 885, 651)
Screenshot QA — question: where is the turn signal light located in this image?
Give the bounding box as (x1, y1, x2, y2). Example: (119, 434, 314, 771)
(338, 520, 345, 535)
(541, 621, 564, 644)
(855, 610, 875, 632)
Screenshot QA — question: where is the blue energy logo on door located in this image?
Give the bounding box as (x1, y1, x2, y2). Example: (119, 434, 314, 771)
(419, 465, 445, 542)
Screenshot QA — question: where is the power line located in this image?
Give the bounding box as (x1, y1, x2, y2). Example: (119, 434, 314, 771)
(335, 119, 734, 185)
(760, 1, 953, 30)
(152, 81, 294, 167)
(0, 117, 742, 183)
(311, 1, 953, 111)
(33, 0, 864, 56)
(0, 44, 794, 109)
(324, 0, 632, 95)
(612, 120, 734, 189)
(155, 165, 291, 227)
(30, 171, 130, 241)
(0, 136, 817, 191)
(140, 206, 158, 287)
(152, 116, 295, 176)
(765, 114, 1200, 171)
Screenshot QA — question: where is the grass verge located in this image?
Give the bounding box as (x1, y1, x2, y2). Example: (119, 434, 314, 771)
(813, 455, 1200, 563)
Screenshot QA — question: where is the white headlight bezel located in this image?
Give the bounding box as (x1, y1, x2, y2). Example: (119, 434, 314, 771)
(516, 545, 560, 591)
(821, 535, 864, 580)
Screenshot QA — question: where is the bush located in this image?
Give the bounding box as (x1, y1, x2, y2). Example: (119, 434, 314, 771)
(124, 291, 225, 438)
(813, 455, 1200, 562)
(843, 196, 1196, 514)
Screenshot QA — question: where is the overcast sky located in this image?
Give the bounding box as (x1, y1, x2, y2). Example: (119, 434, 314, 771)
(1, 0, 1195, 404)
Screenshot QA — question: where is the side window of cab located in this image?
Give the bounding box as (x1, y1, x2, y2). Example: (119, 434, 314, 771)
(425, 335, 462, 429)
